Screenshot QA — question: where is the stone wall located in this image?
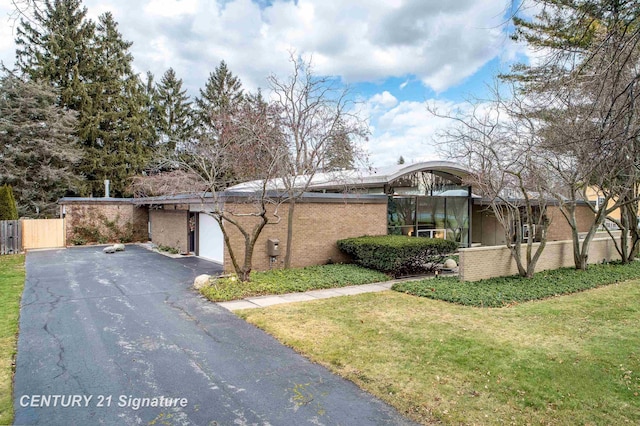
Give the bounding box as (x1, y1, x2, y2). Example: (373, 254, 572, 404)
(459, 235, 622, 281)
(149, 208, 189, 254)
(222, 198, 388, 273)
(62, 200, 148, 244)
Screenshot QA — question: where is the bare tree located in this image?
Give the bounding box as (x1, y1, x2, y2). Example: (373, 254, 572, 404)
(168, 98, 287, 282)
(508, 0, 640, 268)
(268, 53, 369, 268)
(434, 89, 551, 278)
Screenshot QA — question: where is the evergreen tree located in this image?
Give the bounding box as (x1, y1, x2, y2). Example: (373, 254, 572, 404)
(324, 120, 355, 171)
(15, 4, 156, 197)
(397, 156, 405, 165)
(78, 12, 154, 196)
(195, 60, 244, 134)
(155, 68, 193, 152)
(15, 0, 95, 112)
(0, 185, 19, 220)
(0, 73, 81, 217)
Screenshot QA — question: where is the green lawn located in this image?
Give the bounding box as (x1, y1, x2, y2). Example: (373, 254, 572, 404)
(199, 264, 389, 302)
(239, 281, 640, 425)
(0, 255, 25, 425)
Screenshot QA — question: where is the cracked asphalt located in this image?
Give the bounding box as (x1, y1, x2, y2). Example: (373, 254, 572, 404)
(13, 245, 415, 425)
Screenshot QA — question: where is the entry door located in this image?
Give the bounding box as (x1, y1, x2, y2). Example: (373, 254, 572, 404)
(197, 213, 224, 263)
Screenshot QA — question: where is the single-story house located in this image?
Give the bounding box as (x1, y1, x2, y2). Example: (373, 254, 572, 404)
(59, 161, 597, 273)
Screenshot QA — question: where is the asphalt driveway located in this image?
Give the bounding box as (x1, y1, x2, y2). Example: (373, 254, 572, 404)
(13, 245, 414, 425)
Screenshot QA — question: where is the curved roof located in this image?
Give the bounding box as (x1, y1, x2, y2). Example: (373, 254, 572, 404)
(227, 160, 471, 193)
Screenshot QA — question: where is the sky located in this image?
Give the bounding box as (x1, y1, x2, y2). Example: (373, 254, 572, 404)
(0, 0, 532, 168)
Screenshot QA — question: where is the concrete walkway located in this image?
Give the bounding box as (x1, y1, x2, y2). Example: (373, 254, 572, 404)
(217, 276, 449, 311)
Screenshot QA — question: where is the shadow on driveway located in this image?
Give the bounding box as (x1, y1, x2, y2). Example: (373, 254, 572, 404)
(14, 245, 415, 425)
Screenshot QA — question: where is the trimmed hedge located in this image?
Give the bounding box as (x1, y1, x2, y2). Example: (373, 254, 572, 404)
(337, 235, 458, 277)
(392, 261, 640, 307)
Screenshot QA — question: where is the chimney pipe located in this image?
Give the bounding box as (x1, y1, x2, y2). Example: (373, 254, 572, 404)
(104, 180, 110, 198)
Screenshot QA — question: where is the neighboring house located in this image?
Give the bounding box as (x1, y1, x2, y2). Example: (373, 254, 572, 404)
(59, 161, 598, 273)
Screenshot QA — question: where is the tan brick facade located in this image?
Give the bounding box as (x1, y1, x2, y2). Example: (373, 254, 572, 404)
(459, 235, 623, 281)
(62, 201, 148, 244)
(149, 208, 189, 253)
(545, 205, 595, 241)
(222, 199, 387, 273)
(471, 204, 595, 246)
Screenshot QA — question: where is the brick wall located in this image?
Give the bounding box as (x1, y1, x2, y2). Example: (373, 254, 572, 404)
(546, 205, 595, 241)
(459, 236, 623, 281)
(472, 204, 595, 246)
(63, 201, 148, 244)
(222, 199, 387, 273)
(149, 209, 189, 253)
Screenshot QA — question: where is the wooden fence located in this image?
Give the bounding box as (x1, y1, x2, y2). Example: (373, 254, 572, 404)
(22, 219, 65, 250)
(0, 219, 66, 254)
(0, 220, 21, 255)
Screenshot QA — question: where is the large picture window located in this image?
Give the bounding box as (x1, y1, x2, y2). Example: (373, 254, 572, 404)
(388, 195, 470, 246)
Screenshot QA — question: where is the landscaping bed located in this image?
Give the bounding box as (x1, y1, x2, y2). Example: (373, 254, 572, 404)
(199, 264, 390, 302)
(393, 260, 640, 307)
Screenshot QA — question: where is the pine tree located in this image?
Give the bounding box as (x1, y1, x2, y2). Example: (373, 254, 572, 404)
(397, 156, 405, 165)
(15, 0, 95, 112)
(77, 12, 154, 196)
(0, 73, 81, 217)
(155, 68, 193, 153)
(0, 185, 19, 220)
(195, 60, 244, 134)
(324, 120, 355, 171)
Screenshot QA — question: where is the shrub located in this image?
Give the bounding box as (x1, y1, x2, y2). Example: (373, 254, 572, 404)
(338, 235, 458, 277)
(0, 185, 18, 220)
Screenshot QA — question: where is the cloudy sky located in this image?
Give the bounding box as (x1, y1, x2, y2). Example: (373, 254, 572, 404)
(0, 0, 529, 167)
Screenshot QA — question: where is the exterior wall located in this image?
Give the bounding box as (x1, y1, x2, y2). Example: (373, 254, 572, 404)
(459, 236, 622, 282)
(222, 200, 387, 273)
(149, 208, 189, 253)
(63, 201, 148, 244)
(585, 187, 621, 221)
(471, 205, 506, 246)
(472, 204, 595, 246)
(545, 205, 595, 241)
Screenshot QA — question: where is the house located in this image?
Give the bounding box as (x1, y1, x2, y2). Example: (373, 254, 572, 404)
(59, 160, 597, 274)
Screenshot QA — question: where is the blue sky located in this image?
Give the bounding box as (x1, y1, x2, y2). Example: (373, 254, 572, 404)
(0, 0, 531, 167)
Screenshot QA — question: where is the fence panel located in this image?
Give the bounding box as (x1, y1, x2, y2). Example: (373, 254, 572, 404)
(0, 220, 21, 255)
(21, 219, 65, 250)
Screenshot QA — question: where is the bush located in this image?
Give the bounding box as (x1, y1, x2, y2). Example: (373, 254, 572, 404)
(338, 235, 458, 277)
(0, 185, 18, 220)
(392, 261, 640, 307)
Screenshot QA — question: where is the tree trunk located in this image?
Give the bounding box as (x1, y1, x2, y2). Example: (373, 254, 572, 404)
(284, 199, 296, 268)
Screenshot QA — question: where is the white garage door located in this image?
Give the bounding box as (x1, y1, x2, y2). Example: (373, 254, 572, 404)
(198, 213, 224, 264)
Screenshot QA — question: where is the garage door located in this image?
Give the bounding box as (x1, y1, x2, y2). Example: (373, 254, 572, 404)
(198, 213, 224, 264)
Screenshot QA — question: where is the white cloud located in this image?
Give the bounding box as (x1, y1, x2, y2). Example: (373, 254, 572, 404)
(0, 0, 513, 93)
(369, 91, 398, 108)
(144, 0, 198, 17)
(0, 0, 514, 166)
(362, 95, 468, 167)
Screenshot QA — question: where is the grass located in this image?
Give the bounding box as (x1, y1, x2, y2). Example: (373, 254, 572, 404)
(0, 255, 25, 425)
(393, 261, 640, 307)
(199, 264, 390, 302)
(238, 282, 640, 425)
